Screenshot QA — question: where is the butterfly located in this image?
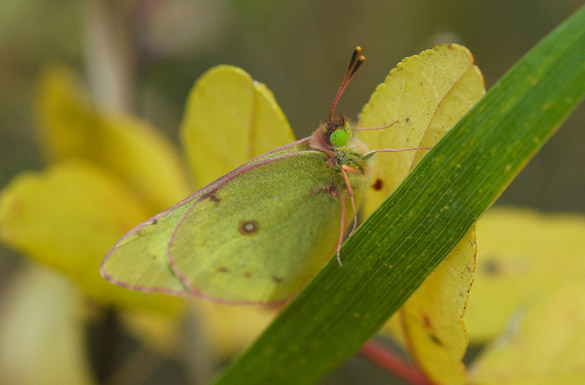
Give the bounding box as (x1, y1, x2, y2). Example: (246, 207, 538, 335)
(101, 47, 427, 304)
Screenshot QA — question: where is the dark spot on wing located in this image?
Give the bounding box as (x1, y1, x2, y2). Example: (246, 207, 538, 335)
(244, 272, 252, 278)
(372, 178, 384, 191)
(218, 266, 229, 273)
(239, 220, 259, 235)
(204, 192, 221, 203)
(151, 218, 158, 225)
(273, 276, 283, 284)
(313, 184, 338, 196)
(405, 117, 410, 123)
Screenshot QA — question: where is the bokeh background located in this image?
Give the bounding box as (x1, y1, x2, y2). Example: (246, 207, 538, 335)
(1, 0, 584, 212)
(0, 1, 584, 384)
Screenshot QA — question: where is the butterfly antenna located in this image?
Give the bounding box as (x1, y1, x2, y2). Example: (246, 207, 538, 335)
(329, 46, 366, 125)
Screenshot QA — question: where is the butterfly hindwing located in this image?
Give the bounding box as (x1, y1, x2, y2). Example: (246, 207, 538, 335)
(170, 151, 350, 304)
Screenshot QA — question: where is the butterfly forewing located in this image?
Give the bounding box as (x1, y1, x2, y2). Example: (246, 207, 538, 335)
(101, 194, 198, 295)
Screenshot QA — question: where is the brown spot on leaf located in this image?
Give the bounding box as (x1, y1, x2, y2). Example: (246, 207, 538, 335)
(429, 333, 443, 346)
(482, 259, 499, 275)
(239, 220, 259, 235)
(244, 272, 252, 278)
(273, 276, 283, 284)
(218, 266, 229, 273)
(405, 117, 410, 123)
(423, 314, 432, 328)
(371, 178, 384, 191)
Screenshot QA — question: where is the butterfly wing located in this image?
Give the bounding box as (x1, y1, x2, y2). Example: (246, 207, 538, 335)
(102, 150, 349, 303)
(100, 190, 203, 296)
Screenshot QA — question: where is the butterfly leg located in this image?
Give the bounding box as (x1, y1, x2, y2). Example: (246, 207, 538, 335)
(336, 166, 361, 266)
(340, 165, 359, 237)
(336, 192, 347, 266)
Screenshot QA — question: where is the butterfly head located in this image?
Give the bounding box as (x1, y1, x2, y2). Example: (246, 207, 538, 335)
(330, 128, 349, 148)
(328, 115, 352, 148)
(309, 46, 372, 175)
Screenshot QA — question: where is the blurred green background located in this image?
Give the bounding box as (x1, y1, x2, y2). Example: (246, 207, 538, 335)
(0, 1, 583, 384)
(1, 0, 584, 212)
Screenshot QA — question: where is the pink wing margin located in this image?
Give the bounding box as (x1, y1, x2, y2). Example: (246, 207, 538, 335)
(99, 138, 313, 299)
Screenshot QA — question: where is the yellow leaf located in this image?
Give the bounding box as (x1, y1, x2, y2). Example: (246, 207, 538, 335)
(180, 65, 295, 186)
(36, 67, 191, 212)
(0, 265, 96, 385)
(0, 160, 182, 313)
(192, 299, 277, 359)
(360, 44, 485, 214)
(466, 207, 585, 342)
(399, 229, 476, 384)
(361, 44, 485, 385)
(120, 311, 182, 356)
(468, 280, 585, 385)
(123, 300, 277, 365)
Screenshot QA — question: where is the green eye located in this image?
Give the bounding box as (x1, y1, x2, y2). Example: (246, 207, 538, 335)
(330, 129, 349, 147)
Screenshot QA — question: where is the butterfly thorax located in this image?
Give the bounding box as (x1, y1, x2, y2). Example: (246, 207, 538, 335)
(309, 115, 373, 191)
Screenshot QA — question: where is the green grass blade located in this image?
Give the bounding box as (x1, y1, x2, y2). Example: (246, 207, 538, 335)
(213, 6, 585, 385)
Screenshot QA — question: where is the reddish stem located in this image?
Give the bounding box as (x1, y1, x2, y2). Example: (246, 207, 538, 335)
(359, 340, 432, 385)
